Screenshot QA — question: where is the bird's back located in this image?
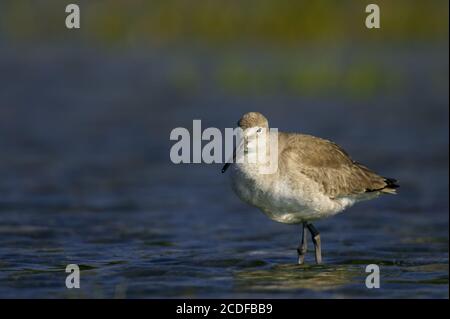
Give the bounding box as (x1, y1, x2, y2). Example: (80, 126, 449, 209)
(277, 132, 399, 199)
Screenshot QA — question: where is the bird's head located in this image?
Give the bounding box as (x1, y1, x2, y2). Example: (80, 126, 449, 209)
(222, 112, 270, 173)
(237, 112, 269, 137)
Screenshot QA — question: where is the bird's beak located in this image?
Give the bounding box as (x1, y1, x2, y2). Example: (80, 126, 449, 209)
(221, 146, 236, 173)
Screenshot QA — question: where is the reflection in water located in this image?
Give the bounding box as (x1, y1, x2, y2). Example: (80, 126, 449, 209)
(235, 264, 359, 292)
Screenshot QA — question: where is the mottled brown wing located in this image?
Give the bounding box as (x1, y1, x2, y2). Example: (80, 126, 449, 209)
(279, 134, 388, 198)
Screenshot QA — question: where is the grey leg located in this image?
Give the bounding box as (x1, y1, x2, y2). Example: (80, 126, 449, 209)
(297, 223, 308, 264)
(306, 223, 322, 264)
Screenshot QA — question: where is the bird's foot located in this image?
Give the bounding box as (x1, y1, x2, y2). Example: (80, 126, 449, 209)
(312, 234, 322, 264)
(306, 223, 323, 265)
(297, 247, 307, 265)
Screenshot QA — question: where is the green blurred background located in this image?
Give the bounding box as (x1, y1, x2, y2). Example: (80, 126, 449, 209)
(2, 0, 448, 45)
(0, 0, 448, 99)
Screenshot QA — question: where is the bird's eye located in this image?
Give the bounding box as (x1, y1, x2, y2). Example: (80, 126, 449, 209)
(256, 128, 262, 133)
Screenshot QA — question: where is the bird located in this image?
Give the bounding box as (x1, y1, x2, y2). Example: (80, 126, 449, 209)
(222, 112, 399, 264)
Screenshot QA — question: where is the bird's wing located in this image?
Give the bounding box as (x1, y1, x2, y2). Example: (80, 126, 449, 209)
(279, 133, 393, 198)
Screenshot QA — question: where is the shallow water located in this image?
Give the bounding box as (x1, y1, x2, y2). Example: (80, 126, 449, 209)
(0, 46, 448, 298)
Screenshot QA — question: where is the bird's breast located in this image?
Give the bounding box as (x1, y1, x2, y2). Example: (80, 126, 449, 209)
(230, 162, 349, 222)
(231, 163, 308, 212)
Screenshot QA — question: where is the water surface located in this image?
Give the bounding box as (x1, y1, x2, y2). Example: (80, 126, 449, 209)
(0, 46, 448, 298)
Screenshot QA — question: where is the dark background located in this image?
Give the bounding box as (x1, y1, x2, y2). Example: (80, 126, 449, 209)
(0, 0, 448, 298)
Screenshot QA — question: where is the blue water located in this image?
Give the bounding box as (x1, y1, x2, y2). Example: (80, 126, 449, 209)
(0, 46, 448, 298)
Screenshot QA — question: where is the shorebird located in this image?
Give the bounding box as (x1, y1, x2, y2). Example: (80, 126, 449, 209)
(222, 112, 399, 264)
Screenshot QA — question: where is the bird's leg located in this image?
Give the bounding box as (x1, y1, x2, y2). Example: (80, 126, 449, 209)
(306, 222, 322, 264)
(297, 222, 308, 264)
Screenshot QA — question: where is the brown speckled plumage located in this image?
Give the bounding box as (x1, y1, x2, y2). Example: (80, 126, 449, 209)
(277, 132, 398, 198)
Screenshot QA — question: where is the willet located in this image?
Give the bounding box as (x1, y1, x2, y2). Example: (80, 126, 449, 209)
(222, 112, 399, 264)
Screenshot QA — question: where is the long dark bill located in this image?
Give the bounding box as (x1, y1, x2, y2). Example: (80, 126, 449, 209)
(221, 146, 236, 173)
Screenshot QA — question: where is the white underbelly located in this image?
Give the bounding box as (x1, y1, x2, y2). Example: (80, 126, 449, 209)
(231, 166, 355, 224)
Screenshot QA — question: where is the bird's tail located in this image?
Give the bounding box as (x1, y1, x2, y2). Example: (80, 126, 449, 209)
(380, 178, 400, 194)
